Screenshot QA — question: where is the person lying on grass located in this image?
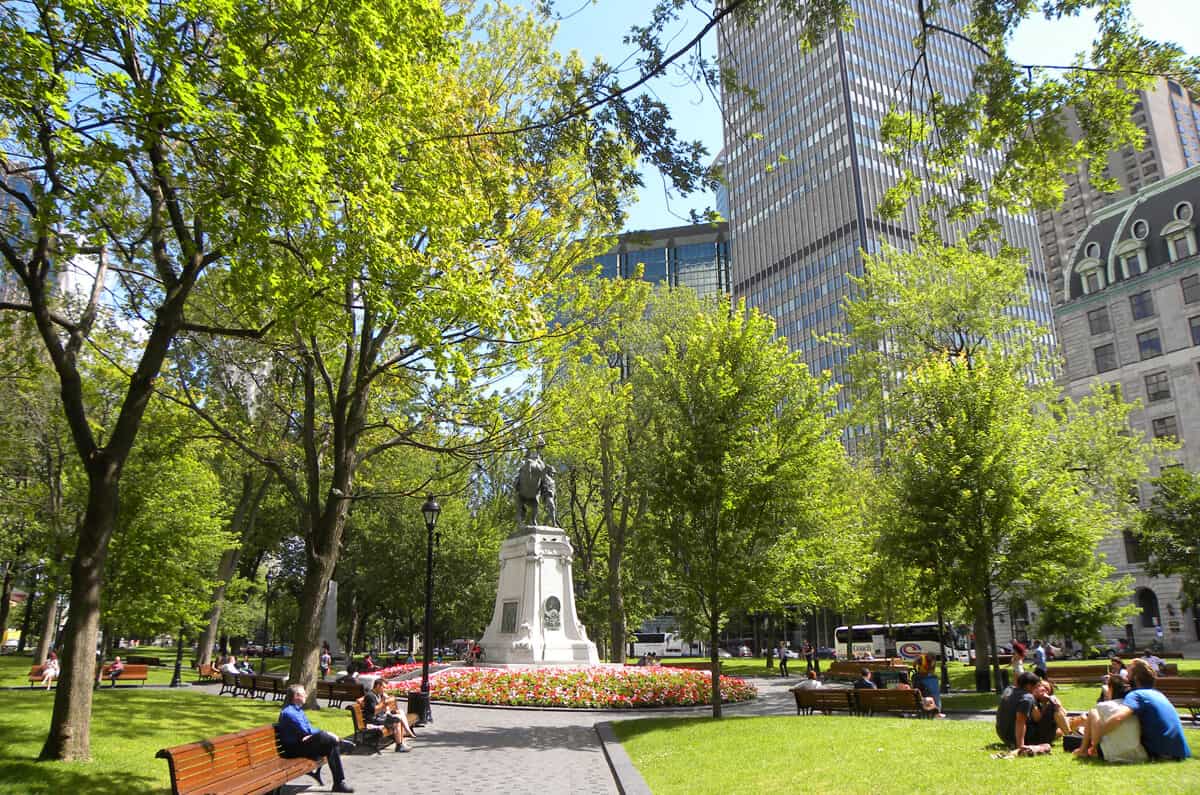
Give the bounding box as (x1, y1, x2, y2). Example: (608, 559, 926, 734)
(1073, 658, 1191, 763)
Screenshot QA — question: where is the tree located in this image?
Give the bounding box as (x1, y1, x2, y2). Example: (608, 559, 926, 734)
(634, 291, 845, 717)
(851, 240, 1158, 690)
(0, 0, 463, 759)
(166, 3, 637, 704)
(1138, 467, 1200, 609)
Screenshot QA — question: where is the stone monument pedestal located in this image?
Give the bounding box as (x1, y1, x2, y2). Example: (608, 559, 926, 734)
(478, 527, 600, 666)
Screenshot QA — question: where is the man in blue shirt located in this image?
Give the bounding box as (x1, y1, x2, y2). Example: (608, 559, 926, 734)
(1031, 640, 1048, 679)
(279, 684, 355, 792)
(1075, 658, 1191, 761)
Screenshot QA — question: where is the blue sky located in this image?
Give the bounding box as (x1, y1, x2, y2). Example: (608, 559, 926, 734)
(544, 0, 1200, 230)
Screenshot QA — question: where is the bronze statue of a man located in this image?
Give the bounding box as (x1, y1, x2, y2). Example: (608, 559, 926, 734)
(513, 435, 557, 532)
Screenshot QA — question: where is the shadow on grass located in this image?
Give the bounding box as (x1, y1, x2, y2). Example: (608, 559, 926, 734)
(0, 761, 157, 795)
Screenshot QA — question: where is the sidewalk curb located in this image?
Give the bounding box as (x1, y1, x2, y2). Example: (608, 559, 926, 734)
(595, 721, 652, 795)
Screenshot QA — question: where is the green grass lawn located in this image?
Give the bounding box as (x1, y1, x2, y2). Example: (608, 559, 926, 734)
(614, 714, 1200, 795)
(0, 688, 352, 794)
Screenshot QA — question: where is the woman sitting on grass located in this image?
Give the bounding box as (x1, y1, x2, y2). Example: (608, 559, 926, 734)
(1074, 658, 1191, 763)
(40, 652, 59, 689)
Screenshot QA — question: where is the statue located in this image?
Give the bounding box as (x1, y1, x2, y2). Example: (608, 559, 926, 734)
(513, 435, 557, 531)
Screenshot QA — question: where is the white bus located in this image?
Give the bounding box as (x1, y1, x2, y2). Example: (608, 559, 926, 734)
(834, 622, 956, 661)
(629, 632, 689, 658)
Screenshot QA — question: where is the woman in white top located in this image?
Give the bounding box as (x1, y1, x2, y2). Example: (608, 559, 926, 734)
(41, 652, 60, 689)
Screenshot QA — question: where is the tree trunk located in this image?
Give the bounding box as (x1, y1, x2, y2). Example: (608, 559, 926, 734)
(197, 548, 239, 669)
(984, 584, 1003, 694)
(17, 582, 37, 654)
(0, 561, 15, 649)
(289, 504, 348, 708)
(33, 577, 61, 665)
(606, 536, 625, 663)
(708, 617, 722, 719)
(39, 471, 119, 761)
(972, 601, 990, 692)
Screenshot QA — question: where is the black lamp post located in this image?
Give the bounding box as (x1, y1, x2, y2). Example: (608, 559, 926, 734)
(170, 623, 186, 687)
(415, 494, 441, 726)
(261, 570, 273, 675)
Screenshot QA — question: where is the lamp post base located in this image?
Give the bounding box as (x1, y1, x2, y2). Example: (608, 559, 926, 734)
(408, 691, 433, 726)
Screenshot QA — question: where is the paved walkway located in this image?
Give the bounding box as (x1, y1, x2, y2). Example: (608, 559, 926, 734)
(275, 674, 994, 795)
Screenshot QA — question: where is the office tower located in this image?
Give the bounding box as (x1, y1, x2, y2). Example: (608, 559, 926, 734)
(1052, 165, 1200, 647)
(718, 1, 1054, 413)
(594, 222, 731, 298)
(1039, 78, 1200, 306)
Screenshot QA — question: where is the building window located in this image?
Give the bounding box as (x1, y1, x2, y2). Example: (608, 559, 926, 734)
(1136, 329, 1162, 360)
(1183, 274, 1200, 305)
(1129, 290, 1155, 320)
(1123, 531, 1147, 564)
(1152, 415, 1178, 441)
(1084, 270, 1102, 293)
(1087, 307, 1111, 335)
(1131, 219, 1149, 239)
(1122, 252, 1144, 277)
(1094, 343, 1117, 373)
(1191, 315, 1200, 346)
(1144, 371, 1171, 402)
(1171, 234, 1197, 261)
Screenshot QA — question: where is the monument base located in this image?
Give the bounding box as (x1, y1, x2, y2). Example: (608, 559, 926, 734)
(479, 527, 600, 666)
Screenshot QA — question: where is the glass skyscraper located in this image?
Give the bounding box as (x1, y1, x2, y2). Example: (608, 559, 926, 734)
(719, 1, 1055, 412)
(593, 222, 731, 299)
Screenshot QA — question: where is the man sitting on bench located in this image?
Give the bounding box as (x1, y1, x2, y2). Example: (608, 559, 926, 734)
(364, 678, 414, 752)
(279, 684, 355, 793)
(107, 656, 125, 686)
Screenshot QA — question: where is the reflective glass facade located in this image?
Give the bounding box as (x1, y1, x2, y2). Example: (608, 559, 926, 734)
(719, 1, 1055, 410)
(593, 222, 731, 298)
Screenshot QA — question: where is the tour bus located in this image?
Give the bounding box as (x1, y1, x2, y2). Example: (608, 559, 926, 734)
(834, 622, 957, 660)
(628, 632, 689, 658)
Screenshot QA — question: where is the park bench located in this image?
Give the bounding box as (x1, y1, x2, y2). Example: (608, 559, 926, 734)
(347, 696, 420, 752)
(101, 662, 149, 686)
(218, 670, 241, 696)
(659, 661, 720, 672)
(1155, 677, 1200, 723)
(125, 654, 162, 666)
(195, 663, 220, 682)
(252, 675, 287, 701)
(27, 665, 56, 688)
(156, 724, 323, 795)
(317, 680, 366, 708)
(855, 688, 932, 718)
(792, 687, 855, 715)
(1043, 664, 1111, 684)
(237, 673, 259, 698)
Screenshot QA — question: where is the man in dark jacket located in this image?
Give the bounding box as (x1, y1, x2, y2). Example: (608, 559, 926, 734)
(853, 667, 877, 689)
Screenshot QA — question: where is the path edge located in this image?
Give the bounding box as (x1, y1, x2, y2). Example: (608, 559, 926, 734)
(594, 721, 652, 795)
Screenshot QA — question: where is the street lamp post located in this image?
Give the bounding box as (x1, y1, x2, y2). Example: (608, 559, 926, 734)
(261, 570, 272, 675)
(414, 495, 441, 726)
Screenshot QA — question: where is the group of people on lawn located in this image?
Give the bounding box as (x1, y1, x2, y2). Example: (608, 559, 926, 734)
(996, 656, 1190, 762)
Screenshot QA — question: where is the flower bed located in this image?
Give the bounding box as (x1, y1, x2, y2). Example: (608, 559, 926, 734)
(369, 662, 425, 679)
(384, 666, 756, 708)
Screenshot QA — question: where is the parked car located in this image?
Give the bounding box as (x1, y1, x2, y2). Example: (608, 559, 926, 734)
(736, 645, 753, 657)
(717, 648, 733, 658)
(387, 646, 410, 657)
(816, 646, 837, 659)
(242, 643, 263, 656)
(780, 649, 800, 659)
